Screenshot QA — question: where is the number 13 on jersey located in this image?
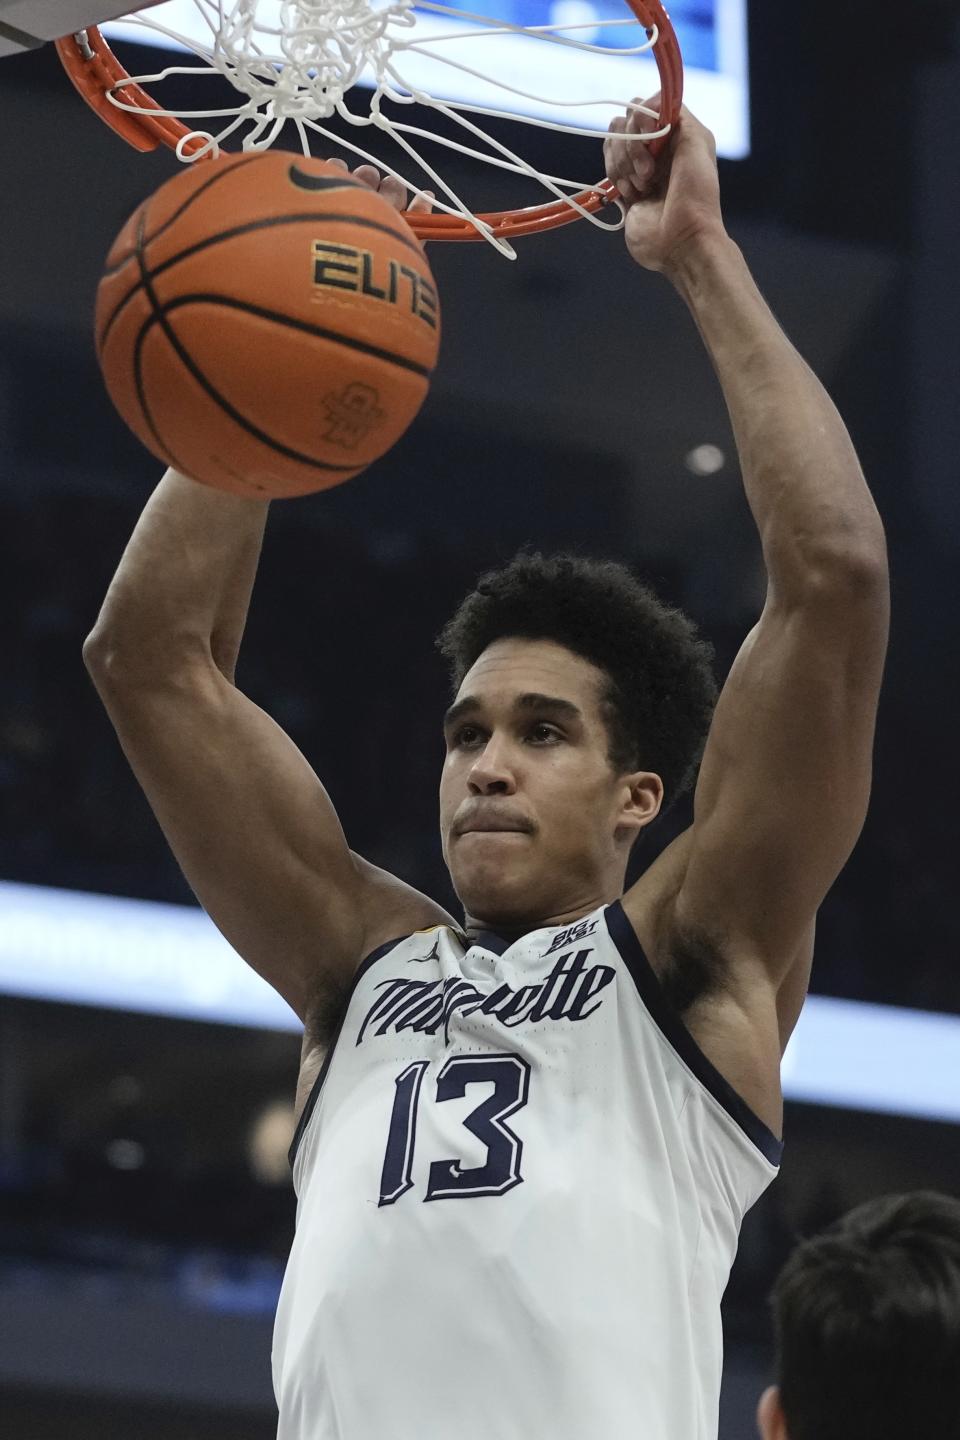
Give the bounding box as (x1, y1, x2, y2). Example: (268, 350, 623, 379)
(379, 1052, 532, 1205)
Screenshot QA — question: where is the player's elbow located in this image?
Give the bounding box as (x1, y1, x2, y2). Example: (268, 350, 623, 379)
(813, 544, 888, 606)
(83, 628, 113, 675)
(83, 629, 212, 695)
(83, 628, 143, 683)
(776, 531, 889, 610)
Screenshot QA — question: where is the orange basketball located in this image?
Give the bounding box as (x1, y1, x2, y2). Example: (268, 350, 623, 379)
(95, 152, 441, 499)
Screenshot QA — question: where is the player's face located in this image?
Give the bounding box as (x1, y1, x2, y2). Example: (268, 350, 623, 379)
(439, 638, 657, 929)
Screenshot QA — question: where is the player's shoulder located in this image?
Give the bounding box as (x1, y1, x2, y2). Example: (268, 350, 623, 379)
(297, 867, 454, 1067)
(352, 851, 458, 957)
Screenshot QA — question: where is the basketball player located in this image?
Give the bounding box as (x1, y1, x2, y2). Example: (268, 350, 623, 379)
(757, 1191, 960, 1440)
(83, 104, 889, 1439)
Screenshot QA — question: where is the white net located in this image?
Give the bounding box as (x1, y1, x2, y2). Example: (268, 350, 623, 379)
(98, 0, 670, 255)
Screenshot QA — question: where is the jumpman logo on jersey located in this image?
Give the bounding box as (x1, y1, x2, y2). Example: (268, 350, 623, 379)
(407, 937, 441, 965)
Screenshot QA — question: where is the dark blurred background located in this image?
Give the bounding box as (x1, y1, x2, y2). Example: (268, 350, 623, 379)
(2, 2, 960, 1436)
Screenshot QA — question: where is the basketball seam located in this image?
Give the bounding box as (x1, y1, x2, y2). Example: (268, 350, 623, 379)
(131, 212, 190, 474)
(100, 153, 265, 282)
(134, 297, 378, 475)
(98, 208, 426, 355)
(159, 293, 435, 380)
(132, 321, 184, 474)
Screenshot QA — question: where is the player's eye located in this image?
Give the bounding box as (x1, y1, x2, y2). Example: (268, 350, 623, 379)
(451, 724, 484, 748)
(527, 723, 562, 744)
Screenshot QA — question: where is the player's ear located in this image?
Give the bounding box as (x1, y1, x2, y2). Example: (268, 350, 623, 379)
(756, 1384, 786, 1439)
(615, 770, 662, 844)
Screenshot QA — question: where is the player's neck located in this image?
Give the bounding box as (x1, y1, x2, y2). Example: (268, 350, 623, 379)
(461, 895, 617, 946)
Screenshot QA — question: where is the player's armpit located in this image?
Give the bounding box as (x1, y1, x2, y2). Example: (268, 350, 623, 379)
(670, 562, 889, 985)
(84, 647, 446, 1020)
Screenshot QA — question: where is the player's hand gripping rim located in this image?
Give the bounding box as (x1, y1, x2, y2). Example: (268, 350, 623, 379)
(604, 96, 726, 276)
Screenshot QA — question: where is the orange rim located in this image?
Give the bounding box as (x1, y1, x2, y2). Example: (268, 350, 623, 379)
(56, 0, 683, 240)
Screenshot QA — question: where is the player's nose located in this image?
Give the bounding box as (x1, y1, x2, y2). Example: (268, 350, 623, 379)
(467, 738, 517, 795)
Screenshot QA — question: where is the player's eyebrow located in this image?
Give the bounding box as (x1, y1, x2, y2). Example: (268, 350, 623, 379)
(442, 692, 583, 735)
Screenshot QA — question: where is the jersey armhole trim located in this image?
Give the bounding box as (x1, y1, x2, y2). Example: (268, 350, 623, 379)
(287, 931, 413, 1170)
(605, 899, 784, 1167)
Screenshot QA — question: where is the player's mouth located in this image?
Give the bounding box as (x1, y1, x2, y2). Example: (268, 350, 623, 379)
(459, 826, 530, 836)
(454, 810, 532, 837)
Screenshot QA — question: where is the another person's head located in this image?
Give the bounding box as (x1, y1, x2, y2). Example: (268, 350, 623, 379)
(758, 1190, 960, 1440)
(436, 550, 717, 929)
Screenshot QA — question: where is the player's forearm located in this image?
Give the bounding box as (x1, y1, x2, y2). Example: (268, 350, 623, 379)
(84, 468, 269, 683)
(670, 232, 887, 594)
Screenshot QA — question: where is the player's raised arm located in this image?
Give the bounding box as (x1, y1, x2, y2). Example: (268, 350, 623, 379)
(82, 472, 353, 1022)
(608, 104, 889, 980)
(84, 468, 448, 1023)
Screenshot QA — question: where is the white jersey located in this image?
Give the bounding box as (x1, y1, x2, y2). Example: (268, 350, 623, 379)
(272, 900, 781, 1440)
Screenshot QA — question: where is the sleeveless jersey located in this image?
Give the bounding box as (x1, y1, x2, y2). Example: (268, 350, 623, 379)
(272, 900, 782, 1440)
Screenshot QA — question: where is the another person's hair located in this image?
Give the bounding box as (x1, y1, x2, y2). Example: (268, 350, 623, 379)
(771, 1190, 960, 1440)
(436, 550, 717, 815)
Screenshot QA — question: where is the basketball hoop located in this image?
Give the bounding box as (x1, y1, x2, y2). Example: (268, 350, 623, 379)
(56, 0, 682, 257)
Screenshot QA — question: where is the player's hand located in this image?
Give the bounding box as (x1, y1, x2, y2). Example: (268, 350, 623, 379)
(603, 99, 726, 276)
(325, 158, 436, 216)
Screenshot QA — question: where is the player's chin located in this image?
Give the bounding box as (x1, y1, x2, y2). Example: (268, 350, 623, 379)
(449, 840, 536, 915)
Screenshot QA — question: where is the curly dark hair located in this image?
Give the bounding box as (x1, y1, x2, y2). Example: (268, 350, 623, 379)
(435, 550, 718, 815)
